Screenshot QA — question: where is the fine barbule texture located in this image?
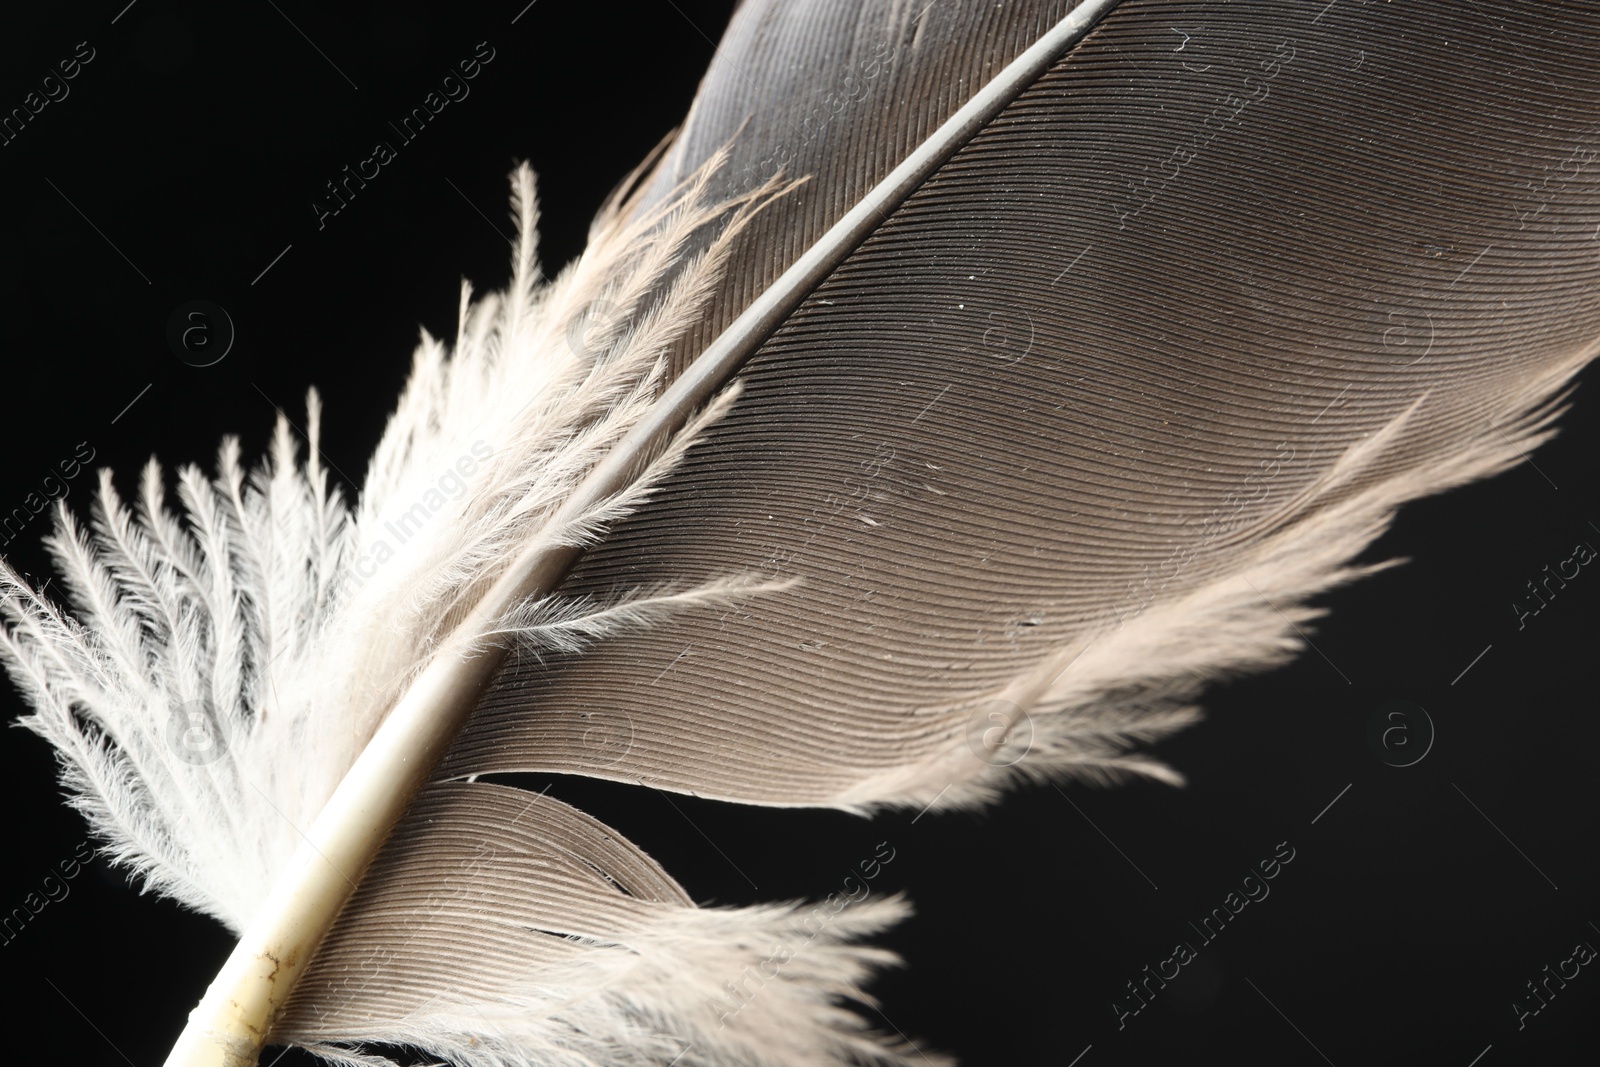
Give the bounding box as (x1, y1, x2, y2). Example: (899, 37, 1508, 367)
(455, 0, 1600, 816)
(0, 162, 771, 930)
(4, 1, 1600, 1064)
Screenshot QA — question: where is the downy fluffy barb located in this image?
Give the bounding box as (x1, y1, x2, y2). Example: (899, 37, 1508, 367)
(1, 159, 924, 1067)
(1, 162, 752, 924)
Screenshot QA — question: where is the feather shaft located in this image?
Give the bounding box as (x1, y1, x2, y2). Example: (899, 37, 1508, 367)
(646, 0, 1121, 431)
(162, 387, 740, 1064)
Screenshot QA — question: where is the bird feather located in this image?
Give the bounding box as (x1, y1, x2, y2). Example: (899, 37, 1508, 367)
(4, 1, 1599, 1065)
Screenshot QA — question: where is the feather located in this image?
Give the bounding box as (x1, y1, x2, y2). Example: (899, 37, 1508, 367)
(3, 2, 1599, 1066)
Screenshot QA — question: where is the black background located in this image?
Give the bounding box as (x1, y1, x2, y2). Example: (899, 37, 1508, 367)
(0, 3, 1595, 1065)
